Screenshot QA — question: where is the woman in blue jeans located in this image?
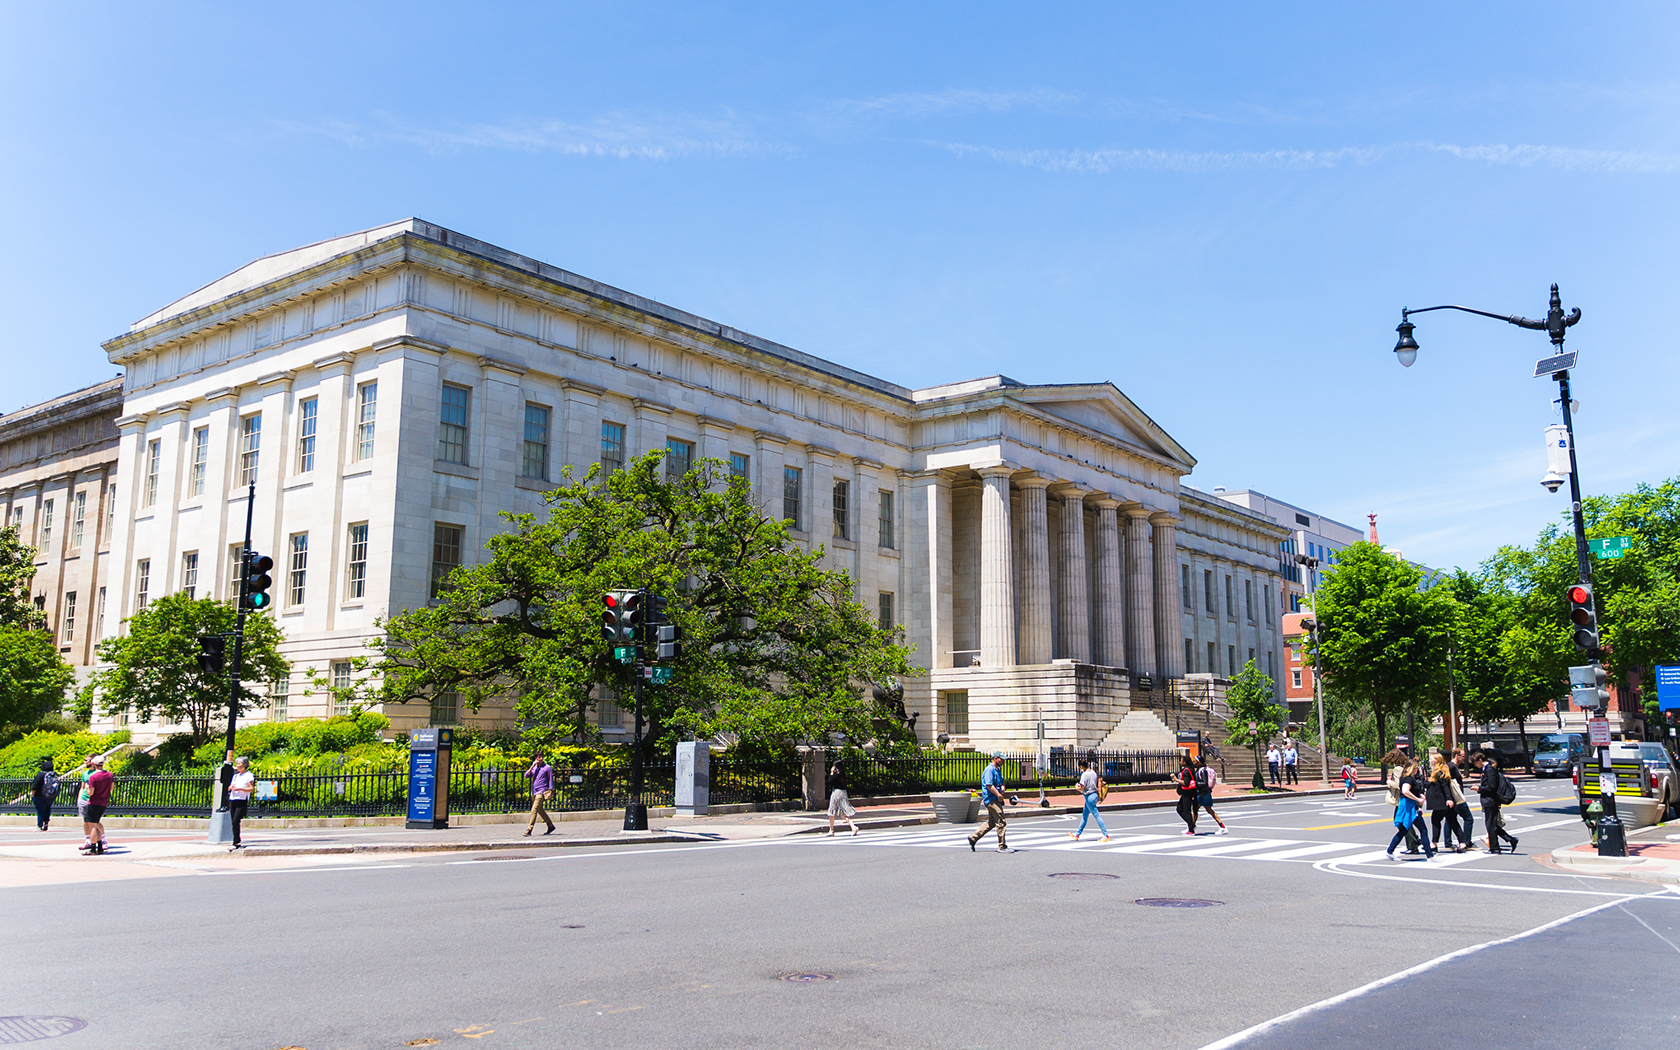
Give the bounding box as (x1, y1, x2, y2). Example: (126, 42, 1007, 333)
(1387, 759, 1437, 860)
(1070, 759, 1109, 841)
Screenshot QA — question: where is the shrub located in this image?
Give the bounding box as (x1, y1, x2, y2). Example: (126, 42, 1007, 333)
(0, 728, 131, 778)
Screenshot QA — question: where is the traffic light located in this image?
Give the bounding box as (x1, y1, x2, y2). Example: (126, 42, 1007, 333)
(196, 635, 226, 675)
(655, 622, 683, 662)
(624, 592, 648, 645)
(1569, 662, 1610, 709)
(601, 594, 631, 641)
(242, 553, 274, 612)
(1567, 583, 1598, 652)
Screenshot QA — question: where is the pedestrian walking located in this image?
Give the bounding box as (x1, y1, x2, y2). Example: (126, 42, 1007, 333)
(1385, 758, 1436, 861)
(826, 762, 860, 836)
(524, 752, 556, 836)
(1382, 749, 1419, 853)
(1282, 742, 1299, 785)
(1069, 758, 1109, 841)
(1265, 744, 1281, 786)
(967, 753, 1013, 853)
(227, 757, 254, 850)
(1449, 748, 1476, 849)
(1424, 754, 1461, 852)
(1193, 754, 1228, 834)
(1340, 759, 1357, 798)
(1472, 751, 1519, 854)
(1175, 753, 1200, 835)
(79, 756, 114, 856)
(30, 759, 60, 831)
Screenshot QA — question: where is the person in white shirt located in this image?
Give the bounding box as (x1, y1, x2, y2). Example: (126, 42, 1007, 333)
(227, 757, 255, 850)
(1265, 745, 1282, 786)
(1069, 758, 1109, 841)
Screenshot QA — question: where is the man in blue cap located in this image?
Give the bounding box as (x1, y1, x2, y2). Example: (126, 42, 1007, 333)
(967, 753, 1013, 853)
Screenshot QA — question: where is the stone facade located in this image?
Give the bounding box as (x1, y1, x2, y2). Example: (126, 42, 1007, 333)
(0, 378, 124, 679)
(91, 219, 1287, 748)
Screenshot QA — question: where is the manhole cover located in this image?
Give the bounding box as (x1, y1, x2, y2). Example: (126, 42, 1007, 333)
(1135, 898, 1224, 908)
(559, 924, 584, 929)
(1047, 872, 1119, 881)
(0, 1017, 88, 1044)
(780, 973, 835, 982)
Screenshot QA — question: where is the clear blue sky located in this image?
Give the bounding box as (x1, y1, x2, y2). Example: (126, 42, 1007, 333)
(4, 2, 1676, 574)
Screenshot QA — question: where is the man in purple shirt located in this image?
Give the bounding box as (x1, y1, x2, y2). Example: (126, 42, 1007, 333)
(525, 753, 556, 836)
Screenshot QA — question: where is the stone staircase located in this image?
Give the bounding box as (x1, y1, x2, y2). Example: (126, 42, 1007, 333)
(1096, 706, 1348, 789)
(1097, 709, 1179, 750)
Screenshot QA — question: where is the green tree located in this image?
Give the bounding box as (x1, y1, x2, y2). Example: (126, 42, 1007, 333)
(1, 523, 45, 630)
(0, 622, 75, 729)
(364, 450, 918, 754)
(1311, 542, 1456, 757)
(86, 593, 290, 746)
(1222, 659, 1281, 790)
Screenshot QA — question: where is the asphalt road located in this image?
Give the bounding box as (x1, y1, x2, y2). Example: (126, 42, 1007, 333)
(4, 787, 1676, 1050)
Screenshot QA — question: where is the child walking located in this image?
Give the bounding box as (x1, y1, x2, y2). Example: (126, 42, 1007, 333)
(1340, 760, 1357, 799)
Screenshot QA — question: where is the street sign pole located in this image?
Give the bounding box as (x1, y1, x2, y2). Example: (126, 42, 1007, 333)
(624, 587, 649, 832)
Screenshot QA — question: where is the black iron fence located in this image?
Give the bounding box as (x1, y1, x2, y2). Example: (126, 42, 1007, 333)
(828, 748, 1178, 796)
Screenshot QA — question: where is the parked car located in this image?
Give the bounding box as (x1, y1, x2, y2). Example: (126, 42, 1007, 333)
(1475, 736, 1534, 774)
(1573, 741, 1677, 828)
(1532, 733, 1586, 778)
(1636, 742, 1680, 820)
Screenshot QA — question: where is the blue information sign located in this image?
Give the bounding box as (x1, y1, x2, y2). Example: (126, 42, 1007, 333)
(1657, 665, 1680, 712)
(407, 748, 436, 823)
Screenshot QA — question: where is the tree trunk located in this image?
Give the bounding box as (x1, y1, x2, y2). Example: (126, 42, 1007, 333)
(1375, 703, 1388, 758)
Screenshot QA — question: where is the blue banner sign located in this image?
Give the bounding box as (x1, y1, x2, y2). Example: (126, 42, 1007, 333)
(1658, 665, 1680, 712)
(407, 748, 436, 823)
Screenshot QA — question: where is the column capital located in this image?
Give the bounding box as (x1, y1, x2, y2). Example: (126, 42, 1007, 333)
(1149, 512, 1182, 527)
(478, 355, 528, 381)
(1014, 474, 1055, 490)
(806, 445, 838, 463)
(203, 387, 239, 407)
(1050, 482, 1093, 501)
(1122, 502, 1155, 520)
(974, 462, 1020, 480)
(154, 401, 191, 422)
(114, 413, 149, 434)
(256, 370, 295, 390)
(312, 351, 359, 375)
(697, 415, 736, 435)
(1089, 495, 1121, 511)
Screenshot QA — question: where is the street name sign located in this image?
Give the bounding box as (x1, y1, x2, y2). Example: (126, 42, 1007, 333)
(1588, 537, 1632, 560)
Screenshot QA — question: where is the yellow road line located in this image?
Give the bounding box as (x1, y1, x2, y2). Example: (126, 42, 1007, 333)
(1304, 797, 1578, 831)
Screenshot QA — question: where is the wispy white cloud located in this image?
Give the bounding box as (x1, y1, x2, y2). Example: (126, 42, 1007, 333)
(275, 110, 780, 160)
(831, 87, 1080, 117)
(936, 139, 1680, 175)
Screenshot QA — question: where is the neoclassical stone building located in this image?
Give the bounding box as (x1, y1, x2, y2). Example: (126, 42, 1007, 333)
(93, 219, 1285, 748)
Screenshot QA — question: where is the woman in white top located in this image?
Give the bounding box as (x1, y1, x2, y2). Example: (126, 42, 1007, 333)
(1069, 758, 1109, 841)
(227, 757, 255, 851)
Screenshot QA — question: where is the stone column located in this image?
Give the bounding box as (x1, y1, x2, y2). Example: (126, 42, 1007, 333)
(1015, 476, 1053, 665)
(808, 445, 837, 549)
(1151, 513, 1184, 680)
(906, 469, 954, 669)
(558, 380, 604, 480)
(1054, 486, 1092, 663)
(1091, 497, 1125, 667)
(698, 415, 735, 485)
(978, 465, 1017, 668)
(1123, 504, 1156, 677)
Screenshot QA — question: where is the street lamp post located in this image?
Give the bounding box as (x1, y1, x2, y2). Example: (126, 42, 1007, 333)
(1297, 553, 1330, 785)
(1392, 283, 1625, 857)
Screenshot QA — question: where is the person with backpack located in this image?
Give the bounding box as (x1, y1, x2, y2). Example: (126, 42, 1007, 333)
(1381, 748, 1420, 853)
(1385, 758, 1437, 861)
(78, 755, 114, 855)
(1425, 754, 1461, 852)
(1175, 753, 1200, 835)
(1194, 754, 1228, 834)
(30, 759, 61, 831)
(1340, 759, 1358, 799)
(1069, 758, 1110, 841)
(1472, 751, 1519, 854)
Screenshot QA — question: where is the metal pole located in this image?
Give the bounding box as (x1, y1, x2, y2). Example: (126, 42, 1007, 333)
(1447, 645, 1457, 753)
(208, 482, 254, 844)
(624, 587, 649, 832)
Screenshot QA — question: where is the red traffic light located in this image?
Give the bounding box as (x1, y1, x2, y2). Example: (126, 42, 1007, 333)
(1568, 585, 1590, 605)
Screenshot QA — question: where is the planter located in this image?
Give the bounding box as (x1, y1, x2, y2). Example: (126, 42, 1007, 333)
(930, 792, 976, 823)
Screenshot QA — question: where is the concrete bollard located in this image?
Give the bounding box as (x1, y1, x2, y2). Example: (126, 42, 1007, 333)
(674, 741, 711, 817)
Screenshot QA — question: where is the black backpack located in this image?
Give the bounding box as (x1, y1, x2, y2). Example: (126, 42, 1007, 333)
(42, 771, 61, 801)
(1497, 771, 1517, 805)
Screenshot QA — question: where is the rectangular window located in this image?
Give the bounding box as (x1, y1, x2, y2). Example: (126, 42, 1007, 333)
(346, 523, 368, 600)
(1184, 637, 1194, 674)
(1208, 642, 1216, 676)
(72, 491, 86, 548)
(144, 439, 161, 507)
(1225, 576, 1235, 619)
(1248, 647, 1255, 666)
(1228, 645, 1237, 677)
(431, 524, 463, 599)
(270, 675, 289, 722)
(1292, 669, 1303, 689)
(665, 438, 693, 480)
(63, 591, 76, 641)
(783, 466, 802, 530)
(104, 484, 114, 538)
(228, 545, 243, 601)
(600, 421, 625, 473)
(181, 551, 198, 600)
(135, 558, 150, 610)
(1264, 586, 1273, 626)
(97, 587, 106, 638)
(1181, 564, 1190, 609)
(1295, 513, 1311, 527)
(729, 452, 750, 482)
(1268, 650, 1276, 684)
(878, 591, 894, 631)
(945, 691, 969, 736)
(833, 479, 850, 540)
(1204, 570, 1214, 614)
(41, 498, 53, 551)
(331, 661, 352, 716)
(878, 490, 894, 549)
(296, 398, 317, 473)
(430, 690, 459, 726)
(1245, 579, 1255, 622)
(437, 384, 469, 464)
(190, 426, 209, 495)
(239, 414, 261, 487)
(355, 382, 377, 461)
(598, 693, 622, 728)
(522, 404, 550, 480)
(288, 533, 308, 606)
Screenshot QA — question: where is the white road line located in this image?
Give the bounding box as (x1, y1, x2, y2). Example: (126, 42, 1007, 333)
(1314, 855, 1669, 896)
(1247, 842, 1370, 862)
(1100, 837, 1230, 854)
(1195, 894, 1653, 1050)
(1171, 838, 1298, 858)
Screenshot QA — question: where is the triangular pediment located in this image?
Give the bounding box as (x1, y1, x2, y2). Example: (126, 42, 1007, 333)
(1012, 383, 1195, 470)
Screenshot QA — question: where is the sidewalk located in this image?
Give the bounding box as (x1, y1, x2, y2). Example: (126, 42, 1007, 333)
(1546, 825, 1680, 887)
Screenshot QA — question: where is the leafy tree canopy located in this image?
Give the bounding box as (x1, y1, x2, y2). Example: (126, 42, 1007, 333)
(86, 593, 290, 746)
(365, 451, 919, 754)
(0, 622, 75, 730)
(0, 524, 45, 630)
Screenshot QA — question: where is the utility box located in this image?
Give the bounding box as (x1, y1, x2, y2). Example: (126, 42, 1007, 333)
(675, 741, 711, 817)
(406, 727, 453, 830)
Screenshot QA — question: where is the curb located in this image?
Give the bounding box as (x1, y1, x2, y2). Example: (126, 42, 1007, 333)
(235, 833, 691, 857)
(1541, 847, 1680, 888)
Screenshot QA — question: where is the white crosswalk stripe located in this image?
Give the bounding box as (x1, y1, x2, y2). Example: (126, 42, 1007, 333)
(821, 825, 1488, 866)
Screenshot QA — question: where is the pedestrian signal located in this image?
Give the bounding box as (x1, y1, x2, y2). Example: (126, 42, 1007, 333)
(196, 635, 226, 675)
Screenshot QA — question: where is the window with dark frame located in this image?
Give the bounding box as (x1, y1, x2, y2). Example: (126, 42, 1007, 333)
(729, 452, 749, 482)
(1204, 569, 1214, 613)
(600, 422, 625, 473)
(288, 533, 308, 606)
(782, 466, 802, 530)
(431, 524, 463, 599)
(181, 551, 198, 600)
(144, 440, 160, 507)
(945, 691, 969, 736)
(1184, 637, 1194, 673)
(437, 384, 469, 464)
(878, 489, 894, 549)
(356, 382, 377, 461)
(63, 591, 76, 642)
(239, 414, 261, 487)
(135, 558, 150, 610)
(665, 438, 693, 480)
(297, 399, 317, 473)
(877, 591, 893, 631)
(1225, 576, 1235, 618)
(346, 523, 368, 600)
(191, 426, 209, 494)
(522, 405, 550, 480)
(833, 479, 849, 540)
